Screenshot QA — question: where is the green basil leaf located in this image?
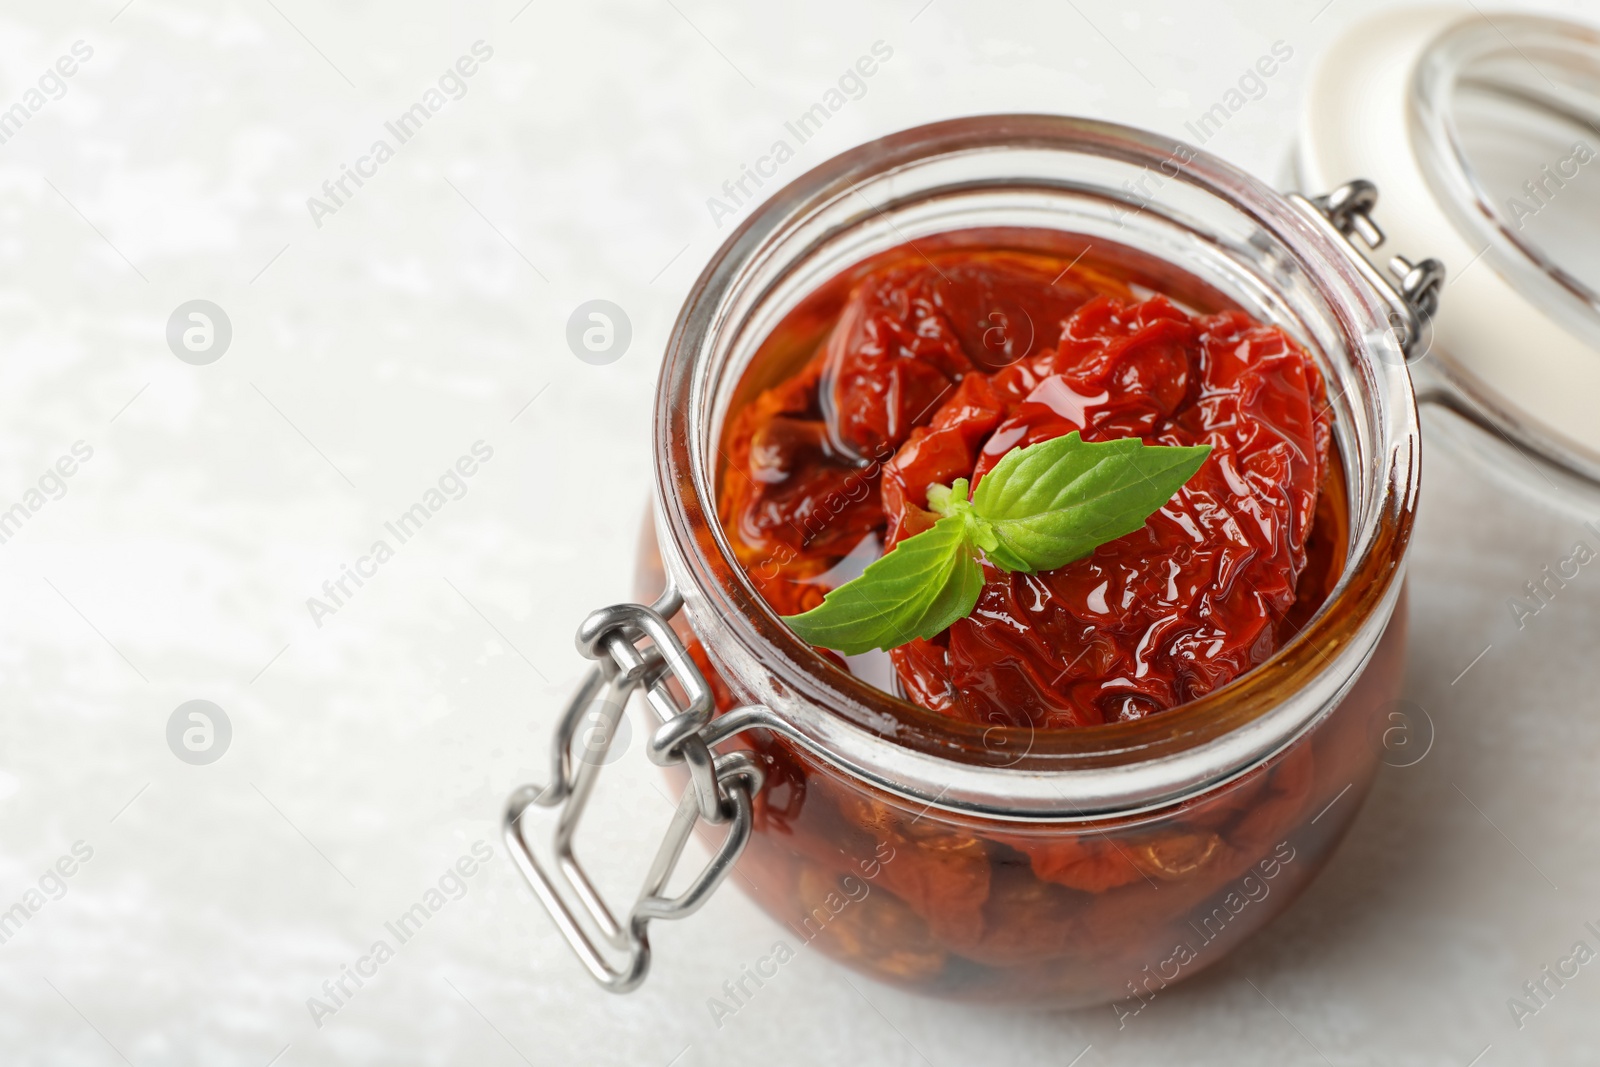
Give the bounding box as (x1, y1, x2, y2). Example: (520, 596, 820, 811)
(777, 431, 1210, 654)
(971, 431, 1211, 572)
(781, 515, 984, 656)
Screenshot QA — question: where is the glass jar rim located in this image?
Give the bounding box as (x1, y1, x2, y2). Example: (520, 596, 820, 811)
(654, 114, 1419, 819)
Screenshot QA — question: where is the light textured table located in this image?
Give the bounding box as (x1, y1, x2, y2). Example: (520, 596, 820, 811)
(2, 0, 1598, 1063)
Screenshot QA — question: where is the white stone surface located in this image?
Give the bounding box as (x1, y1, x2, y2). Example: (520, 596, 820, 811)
(0, 0, 1597, 1063)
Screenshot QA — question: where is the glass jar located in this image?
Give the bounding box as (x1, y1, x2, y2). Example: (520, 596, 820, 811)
(508, 115, 1429, 1009)
(1298, 9, 1600, 506)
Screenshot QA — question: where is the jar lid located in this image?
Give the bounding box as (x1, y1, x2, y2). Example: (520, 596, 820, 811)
(1297, 8, 1600, 485)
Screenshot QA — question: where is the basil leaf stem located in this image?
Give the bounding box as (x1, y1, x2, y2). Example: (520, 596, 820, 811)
(781, 432, 1211, 654)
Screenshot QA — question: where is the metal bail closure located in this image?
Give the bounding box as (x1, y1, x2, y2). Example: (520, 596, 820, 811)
(502, 586, 765, 993)
(1291, 179, 1446, 361)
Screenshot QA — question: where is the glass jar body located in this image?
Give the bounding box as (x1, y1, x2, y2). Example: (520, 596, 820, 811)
(637, 523, 1406, 1007)
(633, 116, 1420, 1008)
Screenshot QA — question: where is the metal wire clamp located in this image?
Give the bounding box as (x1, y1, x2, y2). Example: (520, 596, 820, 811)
(1292, 179, 1446, 361)
(502, 587, 764, 993)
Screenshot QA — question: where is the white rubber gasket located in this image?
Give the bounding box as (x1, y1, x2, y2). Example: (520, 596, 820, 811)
(1296, 5, 1600, 465)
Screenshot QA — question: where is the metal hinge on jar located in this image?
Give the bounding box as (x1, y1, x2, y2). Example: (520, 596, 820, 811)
(503, 587, 763, 993)
(1291, 179, 1446, 361)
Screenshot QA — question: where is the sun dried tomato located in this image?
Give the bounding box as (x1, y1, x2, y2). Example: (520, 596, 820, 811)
(720, 250, 1329, 728)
